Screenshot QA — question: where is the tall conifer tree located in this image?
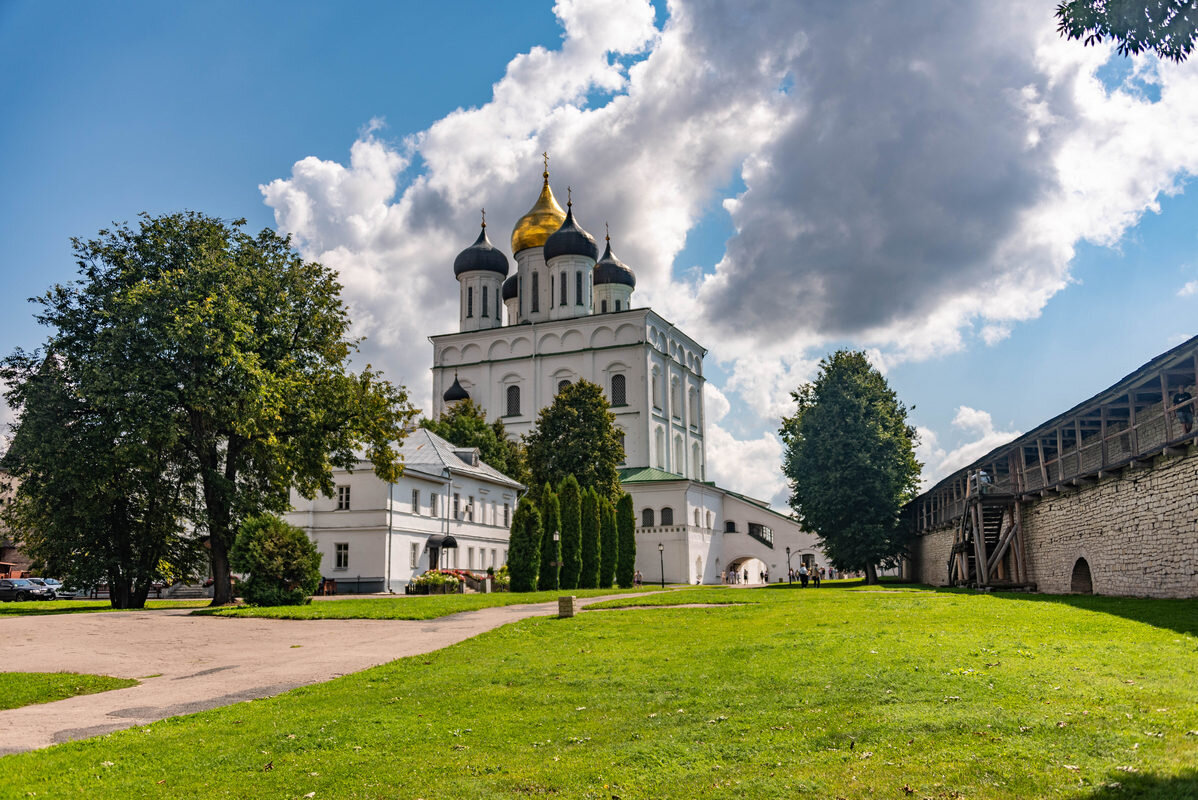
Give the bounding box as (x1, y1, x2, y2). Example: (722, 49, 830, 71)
(508, 497, 542, 592)
(558, 474, 583, 590)
(580, 487, 601, 589)
(599, 496, 618, 589)
(538, 482, 561, 591)
(616, 493, 637, 588)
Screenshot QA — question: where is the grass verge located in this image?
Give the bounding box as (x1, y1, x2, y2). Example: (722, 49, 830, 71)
(0, 599, 210, 617)
(194, 586, 666, 621)
(4, 588, 1196, 799)
(0, 672, 138, 711)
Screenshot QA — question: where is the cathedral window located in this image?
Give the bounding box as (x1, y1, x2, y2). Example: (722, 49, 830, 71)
(615, 300, 621, 311)
(506, 385, 521, 417)
(642, 508, 655, 527)
(654, 427, 665, 468)
(466, 287, 474, 318)
(689, 389, 699, 428)
(694, 509, 701, 526)
(557, 379, 570, 394)
(518, 276, 523, 316)
(550, 274, 554, 307)
(560, 271, 568, 306)
(482, 285, 489, 317)
(617, 430, 625, 461)
(692, 443, 701, 479)
(531, 274, 539, 313)
(660, 507, 674, 526)
(652, 371, 662, 410)
(576, 271, 583, 305)
(496, 293, 501, 320)
(611, 374, 626, 406)
(674, 435, 683, 474)
(601, 300, 608, 313)
(671, 379, 681, 419)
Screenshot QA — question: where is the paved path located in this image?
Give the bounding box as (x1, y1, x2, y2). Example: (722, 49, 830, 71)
(0, 594, 636, 755)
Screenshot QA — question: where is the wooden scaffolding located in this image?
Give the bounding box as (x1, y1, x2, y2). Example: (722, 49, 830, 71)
(946, 471, 1031, 590)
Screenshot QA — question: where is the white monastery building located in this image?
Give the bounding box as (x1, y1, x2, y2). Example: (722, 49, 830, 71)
(430, 165, 826, 585)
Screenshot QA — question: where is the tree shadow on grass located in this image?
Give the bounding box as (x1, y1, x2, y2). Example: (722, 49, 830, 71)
(933, 588, 1198, 638)
(1073, 768, 1198, 800)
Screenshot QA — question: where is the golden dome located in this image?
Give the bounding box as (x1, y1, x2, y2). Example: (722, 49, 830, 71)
(511, 172, 566, 255)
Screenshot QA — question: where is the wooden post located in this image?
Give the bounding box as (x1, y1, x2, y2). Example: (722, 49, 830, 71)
(1036, 438, 1049, 487)
(1160, 371, 1174, 443)
(972, 502, 987, 586)
(1128, 392, 1139, 456)
(1100, 403, 1109, 469)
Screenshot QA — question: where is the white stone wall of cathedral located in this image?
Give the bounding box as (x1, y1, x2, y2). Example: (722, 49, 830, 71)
(546, 253, 595, 321)
(457, 271, 504, 332)
(593, 282, 632, 315)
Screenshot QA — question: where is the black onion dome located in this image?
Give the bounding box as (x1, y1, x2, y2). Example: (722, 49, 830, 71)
(593, 239, 636, 288)
(501, 273, 518, 300)
(442, 375, 470, 402)
(453, 225, 509, 277)
(543, 205, 598, 262)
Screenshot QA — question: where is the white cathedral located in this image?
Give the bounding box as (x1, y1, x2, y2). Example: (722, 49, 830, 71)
(428, 165, 826, 585)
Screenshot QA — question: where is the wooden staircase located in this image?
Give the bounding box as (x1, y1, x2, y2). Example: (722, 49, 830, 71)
(947, 471, 1035, 591)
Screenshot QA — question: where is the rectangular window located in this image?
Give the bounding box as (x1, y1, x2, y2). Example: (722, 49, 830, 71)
(560, 271, 568, 305)
(336, 485, 351, 510)
(452, 548, 459, 568)
(503, 503, 511, 527)
(482, 285, 489, 317)
(615, 300, 621, 311)
(531, 273, 539, 312)
(431, 493, 439, 517)
(502, 549, 508, 565)
(454, 493, 461, 519)
(468, 495, 474, 521)
(335, 542, 349, 570)
(468, 547, 475, 569)
(411, 488, 420, 514)
(491, 548, 498, 568)
(550, 274, 555, 307)
(576, 271, 583, 305)
(410, 542, 419, 568)
(601, 299, 608, 313)
(467, 286, 473, 317)
(496, 293, 501, 320)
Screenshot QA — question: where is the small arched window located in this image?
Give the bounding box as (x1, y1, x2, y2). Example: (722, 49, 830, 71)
(694, 509, 701, 526)
(557, 379, 570, 394)
(674, 435, 684, 475)
(576, 271, 583, 305)
(706, 511, 713, 529)
(615, 299, 621, 311)
(466, 286, 474, 318)
(661, 507, 674, 526)
(671, 378, 681, 418)
(652, 372, 662, 409)
(531, 273, 540, 313)
(611, 374, 627, 406)
(506, 385, 521, 417)
(560, 271, 568, 306)
(482, 285, 489, 317)
(642, 508, 655, 527)
(725, 520, 736, 533)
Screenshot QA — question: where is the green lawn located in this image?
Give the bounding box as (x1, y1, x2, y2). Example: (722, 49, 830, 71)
(0, 672, 138, 711)
(4, 587, 1196, 799)
(0, 599, 210, 616)
(194, 586, 666, 620)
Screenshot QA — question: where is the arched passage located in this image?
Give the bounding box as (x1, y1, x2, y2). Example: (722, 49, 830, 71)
(1070, 557, 1093, 594)
(722, 555, 770, 585)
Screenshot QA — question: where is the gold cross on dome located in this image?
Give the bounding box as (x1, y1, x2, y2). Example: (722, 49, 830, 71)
(542, 151, 549, 171)
(481, 208, 486, 227)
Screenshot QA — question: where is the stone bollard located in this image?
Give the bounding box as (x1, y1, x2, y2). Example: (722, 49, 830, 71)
(558, 595, 577, 618)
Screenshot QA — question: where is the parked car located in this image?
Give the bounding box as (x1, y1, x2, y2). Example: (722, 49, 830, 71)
(0, 578, 56, 602)
(27, 578, 64, 599)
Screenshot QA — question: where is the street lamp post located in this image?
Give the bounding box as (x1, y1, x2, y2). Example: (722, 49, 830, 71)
(551, 531, 561, 591)
(658, 542, 665, 588)
(786, 546, 793, 585)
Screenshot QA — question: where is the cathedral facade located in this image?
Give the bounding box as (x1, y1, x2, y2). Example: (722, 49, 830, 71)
(429, 167, 826, 584)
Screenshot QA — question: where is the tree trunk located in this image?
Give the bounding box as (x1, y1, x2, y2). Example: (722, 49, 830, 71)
(865, 562, 879, 585)
(209, 533, 235, 605)
(109, 574, 136, 609)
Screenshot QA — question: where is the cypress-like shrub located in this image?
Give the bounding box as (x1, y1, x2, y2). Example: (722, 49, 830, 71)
(579, 487, 600, 589)
(230, 514, 322, 606)
(599, 496, 618, 588)
(616, 493, 637, 588)
(508, 497, 542, 592)
(558, 475, 582, 590)
(538, 482, 561, 591)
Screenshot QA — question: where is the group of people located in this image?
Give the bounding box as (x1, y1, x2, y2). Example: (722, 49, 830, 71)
(719, 568, 768, 585)
(789, 564, 834, 587)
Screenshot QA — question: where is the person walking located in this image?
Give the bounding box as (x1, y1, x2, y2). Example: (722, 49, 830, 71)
(798, 563, 809, 587)
(812, 565, 821, 588)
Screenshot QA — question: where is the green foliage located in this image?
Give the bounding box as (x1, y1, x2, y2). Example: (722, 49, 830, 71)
(507, 497, 542, 592)
(229, 515, 322, 606)
(615, 493, 637, 588)
(780, 350, 921, 583)
(598, 497, 618, 589)
(1, 213, 417, 607)
(409, 571, 461, 590)
(1057, 0, 1197, 62)
(420, 399, 529, 484)
(579, 488, 601, 589)
(0, 672, 139, 711)
(537, 483, 561, 591)
(558, 475, 583, 590)
(524, 381, 624, 501)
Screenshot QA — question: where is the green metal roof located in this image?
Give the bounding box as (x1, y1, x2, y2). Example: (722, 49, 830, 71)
(617, 466, 685, 483)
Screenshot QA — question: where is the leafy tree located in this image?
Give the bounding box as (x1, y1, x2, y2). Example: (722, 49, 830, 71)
(779, 350, 921, 584)
(558, 474, 583, 590)
(3, 213, 416, 606)
(230, 514, 322, 606)
(616, 493, 637, 588)
(1, 355, 203, 608)
(599, 496, 618, 589)
(1057, 0, 1197, 62)
(421, 399, 528, 484)
(537, 483, 561, 591)
(525, 381, 624, 501)
(579, 487, 601, 589)
(507, 496, 542, 592)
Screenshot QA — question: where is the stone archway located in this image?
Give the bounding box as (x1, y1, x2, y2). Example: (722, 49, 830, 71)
(1070, 557, 1093, 594)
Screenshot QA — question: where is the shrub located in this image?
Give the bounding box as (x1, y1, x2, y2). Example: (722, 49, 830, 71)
(559, 475, 582, 589)
(230, 515, 322, 606)
(410, 571, 462, 590)
(508, 497, 542, 592)
(616, 494, 636, 588)
(599, 496, 618, 588)
(580, 487, 600, 589)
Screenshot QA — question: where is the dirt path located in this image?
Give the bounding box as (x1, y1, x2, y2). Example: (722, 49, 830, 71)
(0, 594, 641, 755)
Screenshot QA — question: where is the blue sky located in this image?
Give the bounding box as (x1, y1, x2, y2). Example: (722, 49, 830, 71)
(2, 1, 1195, 505)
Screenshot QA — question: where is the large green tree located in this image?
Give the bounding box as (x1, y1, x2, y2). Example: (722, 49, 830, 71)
(507, 496, 542, 592)
(579, 487, 601, 589)
(598, 496, 618, 589)
(3, 213, 416, 606)
(420, 399, 528, 484)
(615, 493, 637, 588)
(537, 483, 561, 591)
(1057, 0, 1197, 62)
(524, 381, 624, 501)
(558, 474, 583, 590)
(779, 350, 921, 584)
